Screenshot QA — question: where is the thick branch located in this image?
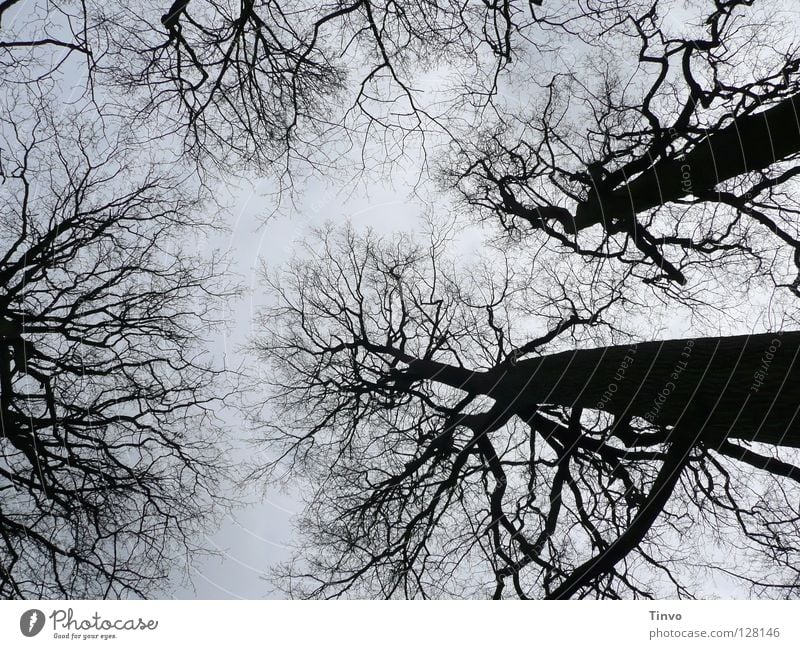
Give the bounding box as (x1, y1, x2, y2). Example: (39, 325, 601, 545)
(575, 93, 800, 230)
(546, 435, 695, 599)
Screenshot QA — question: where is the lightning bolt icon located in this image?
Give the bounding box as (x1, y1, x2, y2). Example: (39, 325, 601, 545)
(28, 611, 38, 632)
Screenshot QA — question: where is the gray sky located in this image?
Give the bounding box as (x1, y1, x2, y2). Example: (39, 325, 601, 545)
(6, 0, 800, 600)
(141, 1, 800, 596)
(168, 172, 433, 598)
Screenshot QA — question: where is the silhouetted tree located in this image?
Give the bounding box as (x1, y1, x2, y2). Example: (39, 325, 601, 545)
(238, 0, 800, 600)
(448, 0, 800, 292)
(252, 225, 800, 599)
(8, 0, 800, 601)
(0, 100, 235, 598)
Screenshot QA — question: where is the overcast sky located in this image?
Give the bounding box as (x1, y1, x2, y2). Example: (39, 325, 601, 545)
(167, 170, 437, 598)
(7, 0, 800, 600)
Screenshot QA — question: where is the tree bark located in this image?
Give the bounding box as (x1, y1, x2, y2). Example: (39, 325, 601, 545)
(494, 331, 800, 448)
(574, 93, 800, 230)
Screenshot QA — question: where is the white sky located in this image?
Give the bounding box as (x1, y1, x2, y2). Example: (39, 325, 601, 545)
(6, 0, 800, 600)
(167, 172, 437, 598)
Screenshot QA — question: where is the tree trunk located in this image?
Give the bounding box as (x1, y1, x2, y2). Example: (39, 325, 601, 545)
(574, 93, 800, 229)
(498, 331, 800, 448)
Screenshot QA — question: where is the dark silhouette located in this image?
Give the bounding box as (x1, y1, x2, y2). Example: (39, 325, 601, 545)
(451, 332, 800, 449)
(6, 0, 800, 601)
(0, 104, 234, 598)
(252, 226, 800, 599)
(161, 0, 189, 32)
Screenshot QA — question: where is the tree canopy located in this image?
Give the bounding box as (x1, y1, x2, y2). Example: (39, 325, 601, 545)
(246, 0, 800, 599)
(252, 225, 800, 598)
(0, 12, 237, 596)
(4, 0, 800, 599)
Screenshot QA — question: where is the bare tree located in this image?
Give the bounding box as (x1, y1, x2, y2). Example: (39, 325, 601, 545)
(0, 99, 236, 598)
(95, 0, 800, 312)
(449, 0, 800, 294)
(0, 0, 246, 600)
(97, 0, 538, 173)
(8, 0, 800, 601)
(251, 225, 800, 599)
(3, 1, 655, 177)
(240, 2, 800, 600)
